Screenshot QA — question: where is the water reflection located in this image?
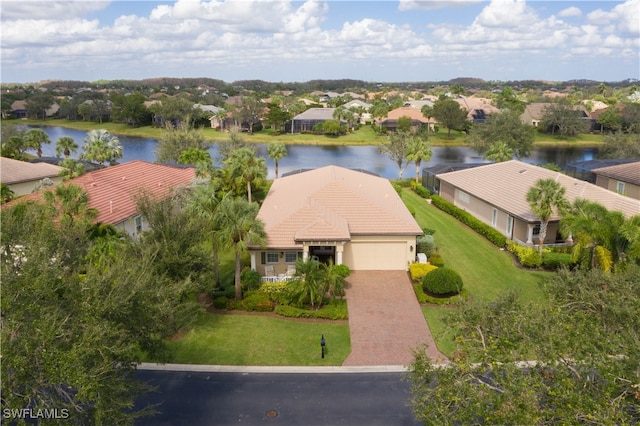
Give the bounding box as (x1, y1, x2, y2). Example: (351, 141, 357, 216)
(28, 126, 598, 180)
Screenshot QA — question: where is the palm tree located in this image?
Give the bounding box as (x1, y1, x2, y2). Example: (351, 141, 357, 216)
(1, 183, 15, 203)
(213, 109, 227, 131)
(224, 147, 267, 203)
(485, 142, 514, 163)
(406, 134, 432, 184)
(58, 158, 85, 180)
(320, 260, 348, 300)
(267, 142, 288, 179)
(24, 128, 51, 158)
(55, 136, 79, 158)
(189, 184, 223, 288)
(80, 129, 124, 165)
(43, 183, 97, 230)
(289, 258, 324, 308)
(526, 178, 570, 256)
(215, 197, 266, 300)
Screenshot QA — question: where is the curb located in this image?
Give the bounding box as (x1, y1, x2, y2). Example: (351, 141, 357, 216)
(137, 362, 410, 374)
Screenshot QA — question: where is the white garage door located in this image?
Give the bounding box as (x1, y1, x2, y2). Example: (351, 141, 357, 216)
(343, 241, 408, 270)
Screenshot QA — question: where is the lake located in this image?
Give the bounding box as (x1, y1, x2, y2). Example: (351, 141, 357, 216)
(29, 126, 598, 180)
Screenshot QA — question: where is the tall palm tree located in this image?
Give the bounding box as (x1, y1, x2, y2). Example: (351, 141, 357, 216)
(24, 128, 51, 158)
(58, 158, 85, 180)
(55, 136, 79, 158)
(80, 129, 123, 165)
(224, 147, 267, 203)
(406, 134, 432, 184)
(43, 183, 97, 230)
(213, 109, 227, 131)
(189, 184, 223, 288)
(526, 178, 570, 256)
(267, 142, 287, 179)
(485, 142, 514, 163)
(214, 196, 266, 300)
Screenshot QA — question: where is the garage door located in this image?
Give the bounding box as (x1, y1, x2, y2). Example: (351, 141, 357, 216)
(343, 241, 408, 270)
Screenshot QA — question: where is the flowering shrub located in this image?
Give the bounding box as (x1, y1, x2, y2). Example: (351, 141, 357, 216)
(506, 241, 542, 268)
(409, 263, 438, 282)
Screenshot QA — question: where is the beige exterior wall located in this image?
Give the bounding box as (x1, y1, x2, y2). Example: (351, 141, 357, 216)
(250, 248, 303, 276)
(342, 235, 415, 271)
(9, 176, 64, 197)
(113, 214, 150, 238)
(595, 175, 640, 200)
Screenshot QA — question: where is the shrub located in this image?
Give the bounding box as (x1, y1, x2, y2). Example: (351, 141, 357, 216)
(274, 300, 348, 320)
(431, 195, 507, 248)
(241, 268, 262, 291)
(235, 291, 273, 312)
(429, 252, 444, 267)
(416, 235, 435, 256)
(422, 228, 436, 236)
(414, 185, 431, 199)
(413, 282, 467, 305)
(541, 251, 575, 270)
(392, 183, 402, 196)
(506, 241, 542, 268)
(212, 296, 233, 310)
(422, 267, 463, 295)
(409, 263, 438, 282)
(408, 206, 416, 217)
(333, 264, 351, 278)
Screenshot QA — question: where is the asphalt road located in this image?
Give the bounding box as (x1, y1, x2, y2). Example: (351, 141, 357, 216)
(134, 369, 423, 426)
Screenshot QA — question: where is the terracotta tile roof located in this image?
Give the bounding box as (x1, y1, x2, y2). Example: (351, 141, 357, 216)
(437, 160, 640, 221)
(6, 161, 195, 225)
(592, 161, 640, 185)
(385, 107, 428, 121)
(1, 157, 63, 184)
(257, 166, 423, 249)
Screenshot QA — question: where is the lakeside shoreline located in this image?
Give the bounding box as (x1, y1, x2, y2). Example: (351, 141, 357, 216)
(7, 118, 604, 149)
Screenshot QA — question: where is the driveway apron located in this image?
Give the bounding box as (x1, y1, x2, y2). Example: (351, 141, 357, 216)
(342, 270, 447, 366)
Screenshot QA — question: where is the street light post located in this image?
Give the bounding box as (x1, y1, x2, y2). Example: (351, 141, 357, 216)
(320, 335, 326, 359)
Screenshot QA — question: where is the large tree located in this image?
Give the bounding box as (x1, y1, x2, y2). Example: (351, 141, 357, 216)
(23, 128, 51, 158)
(432, 98, 468, 137)
(540, 101, 590, 137)
(526, 178, 570, 255)
(25, 90, 55, 120)
(80, 129, 123, 165)
(214, 196, 266, 300)
(267, 142, 288, 179)
(598, 132, 640, 159)
(378, 130, 411, 179)
(155, 123, 210, 163)
(408, 265, 640, 425)
(469, 110, 535, 160)
(224, 147, 267, 203)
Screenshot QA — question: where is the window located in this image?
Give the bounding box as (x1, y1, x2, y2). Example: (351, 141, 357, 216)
(491, 208, 498, 227)
(617, 181, 625, 195)
(458, 191, 470, 203)
(533, 225, 540, 236)
(506, 216, 514, 237)
(265, 252, 279, 264)
(134, 215, 143, 233)
(285, 251, 301, 263)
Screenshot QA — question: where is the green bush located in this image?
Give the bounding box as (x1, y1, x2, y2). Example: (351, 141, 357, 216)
(414, 185, 431, 198)
(235, 291, 273, 312)
(506, 241, 542, 268)
(241, 268, 262, 291)
(392, 183, 402, 196)
(429, 252, 444, 267)
(541, 252, 575, 270)
(212, 296, 233, 309)
(431, 195, 507, 248)
(413, 282, 466, 305)
(422, 228, 436, 236)
(409, 263, 438, 282)
(422, 267, 463, 295)
(275, 299, 348, 320)
(333, 264, 351, 278)
(408, 206, 416, 217)
(416, 235, 435, 256)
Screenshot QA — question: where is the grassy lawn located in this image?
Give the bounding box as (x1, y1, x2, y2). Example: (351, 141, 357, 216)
(162, 311, 350, 366)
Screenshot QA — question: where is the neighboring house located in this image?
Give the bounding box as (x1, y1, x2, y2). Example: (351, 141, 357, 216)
(288, 108, 336, 133)
(249, 165, 423, 275)
(422, 162, 489, 194)
(343, 99, 373, 123)
(436, 160, 640, 248)
(380, 107, 433, 132)
(565, 158, 640, 183)
(592, 161, 640, 200)
(1, 157, 64, 197)
(453, 97, 499, 123)
(30, 157, 105, 173)
(404, 100, 434, 110)
(6, 161, 196, 238)
(10, 100, 27, 118)
(520, 102, 592, 129)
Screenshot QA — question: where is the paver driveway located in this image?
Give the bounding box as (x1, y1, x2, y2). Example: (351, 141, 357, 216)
(342, 270, 447, 366)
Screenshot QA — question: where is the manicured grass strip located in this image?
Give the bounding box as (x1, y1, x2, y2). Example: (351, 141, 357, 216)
(402, 189, 551, 303)
(421, 306, 457, 357)
(163, 312, 350, 366)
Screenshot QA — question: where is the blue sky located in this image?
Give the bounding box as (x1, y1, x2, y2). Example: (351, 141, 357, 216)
(1, 0, 638, 84)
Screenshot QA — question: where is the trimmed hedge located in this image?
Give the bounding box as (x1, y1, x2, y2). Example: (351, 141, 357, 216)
(409, 263, 438, 282)
(413, 184, 431, 199)
(416, 234, 435, 256)
(506, 240, 542, 268)
(422, 267, 464, 295)
(541, 251, 575, 270)
(412, 282, 467, 305)
(275, 300, 348, 320)
(431, 195, 507, 248)
(429, 252, 444, 267)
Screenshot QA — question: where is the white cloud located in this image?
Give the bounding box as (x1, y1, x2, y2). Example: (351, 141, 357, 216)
(474, 0, 535, 28)
(587, 0, 640, 35)
(558, 6, 581, 18)
(398, 0, 482, 11)
(0, 0, 109, 20)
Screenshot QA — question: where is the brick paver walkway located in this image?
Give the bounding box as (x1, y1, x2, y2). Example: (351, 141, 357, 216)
(342, 271, 447, 366)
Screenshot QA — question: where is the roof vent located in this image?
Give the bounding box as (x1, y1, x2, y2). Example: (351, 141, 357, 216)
(519, 169, 527, 174)
(122, 176, 126, 180)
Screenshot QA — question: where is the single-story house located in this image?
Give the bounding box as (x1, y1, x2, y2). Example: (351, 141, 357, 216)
(592, 161, 640, 200)
(520, 102, 592, 130)
(288, 108, 337, 133)
(1, 157, 64, 197)
(5, 161, 196, 237)
(380, 107, 434, 132)
(436, 160, 640, 248)
(564, 158, 639, 183)
(453, 97, 499, 123)
(249, 165, 423, 275)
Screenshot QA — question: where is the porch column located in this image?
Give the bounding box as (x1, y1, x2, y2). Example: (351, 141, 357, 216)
(526, 224, 534, 246)
(250, 253, 257, 271)
(302, 243, 309, 261)
(335, 243, 344, 265)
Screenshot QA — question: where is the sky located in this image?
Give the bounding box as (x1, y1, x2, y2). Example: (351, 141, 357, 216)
(1, 0, 639, 84)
